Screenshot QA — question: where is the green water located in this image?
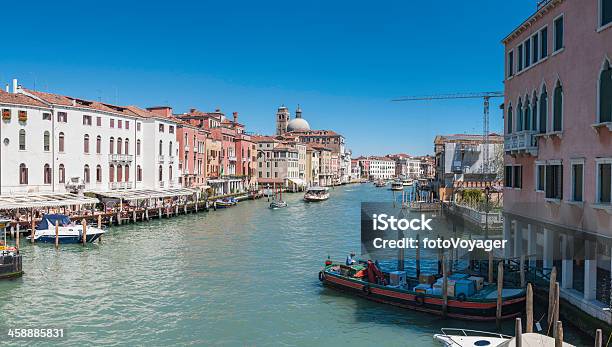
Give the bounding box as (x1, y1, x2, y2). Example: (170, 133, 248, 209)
(0, 184, 592, 346)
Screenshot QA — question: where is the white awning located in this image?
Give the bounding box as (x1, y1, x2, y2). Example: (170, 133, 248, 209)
(96, 188, 199, 201)
(0, 192, 99, 210)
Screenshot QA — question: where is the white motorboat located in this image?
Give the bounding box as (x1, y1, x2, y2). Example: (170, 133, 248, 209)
(390, 181, 404, 191)
(27, 214, 105, 244)
(304, 187, 330, 202)
(433, 328, 575, 347)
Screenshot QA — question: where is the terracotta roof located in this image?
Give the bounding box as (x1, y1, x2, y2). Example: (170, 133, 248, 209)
(0, 90, 48, 108)
(251, 135, 277, 143)
(23, 89, 138, 117)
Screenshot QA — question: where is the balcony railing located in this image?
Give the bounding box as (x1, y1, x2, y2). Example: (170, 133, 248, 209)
(108, 154, 134, 163)
(158, 155, 165, 163)
(159, 181, 165, 188)
(109, 181, 133, 190)
(228, 156, 237, 161)
(168, 156, 175, 164)
(184, 145, 190, 152)
(505, 131, 538, 156)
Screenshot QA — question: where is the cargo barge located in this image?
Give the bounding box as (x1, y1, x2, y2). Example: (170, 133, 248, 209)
(319, 260, 525, 321)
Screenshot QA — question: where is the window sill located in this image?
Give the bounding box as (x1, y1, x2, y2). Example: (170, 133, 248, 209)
(597, 21, 612, 33)
(552, 47, 565, 57)
(565, 200, 584, 207)
(592, 122, 612, 132)
(513, 56, 549, 78)
(544, 198, 561, 204)
(535, 189, 545, 193)
(592, 204, 612, 214)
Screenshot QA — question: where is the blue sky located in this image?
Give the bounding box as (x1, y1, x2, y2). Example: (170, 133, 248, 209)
(1, 1, 535, 156)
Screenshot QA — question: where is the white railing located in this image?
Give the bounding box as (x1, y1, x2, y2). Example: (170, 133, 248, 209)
(184, 145, 190, 152)
(158, 155, 165, 163)
(108, 154, 134, 162)
(108, 181, 133, 190)
(504, 131, 538, 155)
(228, 156, 237, 161)
(159, 181, 165, 188)
(168, 156, 175, 164)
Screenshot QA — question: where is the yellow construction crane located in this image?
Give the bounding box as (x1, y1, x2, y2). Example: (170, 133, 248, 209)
(392, 92, 504, 174)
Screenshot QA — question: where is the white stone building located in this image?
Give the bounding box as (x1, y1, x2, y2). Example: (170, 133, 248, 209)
(368, 157, 395, 180)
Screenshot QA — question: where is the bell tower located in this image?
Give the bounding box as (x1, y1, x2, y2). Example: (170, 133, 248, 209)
(276, 105, 290, 135)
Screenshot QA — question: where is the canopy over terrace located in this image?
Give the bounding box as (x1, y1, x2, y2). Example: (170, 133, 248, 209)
(95, 188, 200, 201)
(0, 192, 99, 210)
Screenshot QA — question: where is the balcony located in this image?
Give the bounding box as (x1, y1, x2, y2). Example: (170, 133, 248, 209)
(109, 181, 133, 190)
(504, 131, 538, 156)
(168, 156, 175, 164)
(159, 181, 165, 188)
(184, 145, 190, 152)
(158, 155, 165, 163)
(109, 154, 134, 163)
(228, 155, 237, 161)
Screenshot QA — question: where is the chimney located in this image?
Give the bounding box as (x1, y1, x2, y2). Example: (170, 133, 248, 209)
(146, 106, 173, 118)
(233, 112, 238, 123)
(12, 79, 18, 93)
(5, 84, 8, 93)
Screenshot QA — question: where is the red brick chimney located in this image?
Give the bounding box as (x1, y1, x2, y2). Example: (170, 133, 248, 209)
(233, 112, 238, 124)
(146, 106, 173, 118)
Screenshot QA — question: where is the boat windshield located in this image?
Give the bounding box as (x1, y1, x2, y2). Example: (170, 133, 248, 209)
(37, 214, 72, 230)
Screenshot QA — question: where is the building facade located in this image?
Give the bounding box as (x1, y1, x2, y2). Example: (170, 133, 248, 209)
(502, 0, 612, 322)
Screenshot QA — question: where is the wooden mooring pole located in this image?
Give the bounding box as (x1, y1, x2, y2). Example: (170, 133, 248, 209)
(415, 234, 421, 279)
(553, 282, 560, 337)
(496, 261, 504, 330)
(526, 283, 534, 333)
(595, 329, 602, 347)
(15, 224, 20, 250)
(555, 321, 563, 347)
(520, 255, 525, 288)
(97, 214, 102, 229)
(442, 255, 448, 318)
(488, 252, 493, 283)
(30, 218, 35, 244)
(54, 220, 59, 248)
(515, 317, 522, 347)
(548, 267, 557, 328)
(81, 219, 87, 246)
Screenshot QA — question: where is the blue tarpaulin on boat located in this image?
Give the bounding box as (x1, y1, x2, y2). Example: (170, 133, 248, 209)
(36, 214, 72, 230)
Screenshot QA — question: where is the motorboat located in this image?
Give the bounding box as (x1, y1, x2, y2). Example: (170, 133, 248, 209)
(304, 187, 330, 202)
(0, 217, 22, 279)
(433, 328, 575, 346)
(402, 178, 414, 186)
(373, 180, 386, 188)
(269, 188, 288, 209)
(27, 214, 105, 244)
(215, 197, 238, 208)
(390, 181, 404, 191)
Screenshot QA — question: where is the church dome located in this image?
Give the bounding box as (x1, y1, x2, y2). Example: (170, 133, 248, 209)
(287, 118, 310, 132)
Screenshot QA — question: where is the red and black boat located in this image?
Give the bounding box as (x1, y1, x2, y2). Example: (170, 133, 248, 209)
(319, 259, 525, 321)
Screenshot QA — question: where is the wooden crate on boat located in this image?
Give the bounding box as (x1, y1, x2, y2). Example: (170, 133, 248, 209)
(418, 273, 437, 285)
(433, 279, 456, 297)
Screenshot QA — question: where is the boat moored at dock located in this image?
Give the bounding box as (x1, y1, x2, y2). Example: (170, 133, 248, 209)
(390, 181, 404, 191)
(27, 214, 105, 244)
(304, 187, 330, 202)
(319, 260, 525, 321)
(0, 218, 22, 279)
(214, 197, 238, 208)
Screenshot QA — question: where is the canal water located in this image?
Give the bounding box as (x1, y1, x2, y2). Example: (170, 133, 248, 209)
(0, 184, 592, 346)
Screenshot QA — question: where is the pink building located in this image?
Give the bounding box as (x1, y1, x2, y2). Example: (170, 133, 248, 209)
(503, 0, 612, 322)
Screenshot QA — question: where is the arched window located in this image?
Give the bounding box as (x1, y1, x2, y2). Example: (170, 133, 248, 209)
(136, 140, 141, 156)
(158, 165, 163, 181)
(117, 138, 122, 155)
(19, 163, 28, 184)
(531, 94, 538, 131)
(117, 164, 123, 182)
(109, 164, 115, 182)
(124, 138, 129, 155)
(539, 86, 548, 133)
(600, 59, 612, 123)
(159, 140, 163, 156)
(19, 129, 26, 150)
(58, 132, 65, 152)
(169, 165, 173, 180)
(517, 98, 523, 132)
(168, 141, 173, 156)
(59, 164, 65, 183)
(96, 165, 102, 182)
(507, 105, 513, 134)
(84, 165, 90, 183)
(44, 164, 51, 184)
(109, 137, 115, 154)
(524, 96, 531, 131)
(43, 131, 50, 151)
(84, 134, 90, 153)
(96, 136, 101, 154)
(553, 81, 563, 132)
(137, 165, 142, 181)
(124, 165, 129, 182)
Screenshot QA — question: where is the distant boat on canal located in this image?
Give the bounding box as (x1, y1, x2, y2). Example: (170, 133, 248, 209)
(269, 188, 287, 209)
(214, 197, 238, 208)
(373, 180, 386, 188)
(27, 214, 105, 244)
(402, 178, 414, 186)
(390, 181, 404, 191)
(304, 187, 330, 202)
(319, 259, 526, 321)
